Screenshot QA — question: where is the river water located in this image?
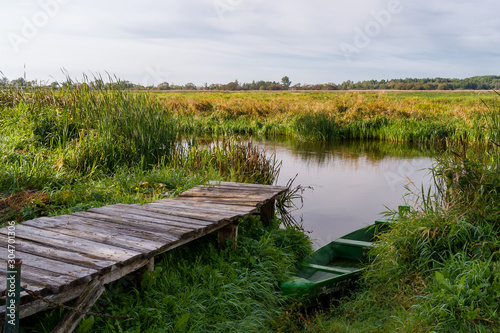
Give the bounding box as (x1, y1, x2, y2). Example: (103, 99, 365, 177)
(261, 139, 436, 248)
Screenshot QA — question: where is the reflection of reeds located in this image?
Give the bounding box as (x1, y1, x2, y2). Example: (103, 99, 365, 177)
(276, 174, 313, 230)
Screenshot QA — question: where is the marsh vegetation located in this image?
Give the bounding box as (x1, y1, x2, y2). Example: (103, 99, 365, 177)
(1, 84, 499, 331)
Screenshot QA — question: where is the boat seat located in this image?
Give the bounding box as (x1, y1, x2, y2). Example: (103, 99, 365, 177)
(332, 238, 373, 248)
(300, 263, 357, 275)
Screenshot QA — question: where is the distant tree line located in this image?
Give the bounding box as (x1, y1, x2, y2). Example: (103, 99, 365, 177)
(150, 76, 500, 91)
(339, 76, 500, 91)
(1, 75, 499, 91)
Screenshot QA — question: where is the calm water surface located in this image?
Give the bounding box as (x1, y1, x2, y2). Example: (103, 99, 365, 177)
(261, 140, 436, 248)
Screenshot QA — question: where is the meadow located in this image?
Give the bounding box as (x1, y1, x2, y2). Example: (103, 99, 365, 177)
(1, 85, 499, 331)
(159, 90, 498, 143)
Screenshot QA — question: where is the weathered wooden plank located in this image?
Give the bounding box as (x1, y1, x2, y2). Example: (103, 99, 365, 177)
(47, 215, 179, 243)
(0, 225, 141, 264)
(24, 217, 164, 253)
(0, 235, 116, 271)
(169, 198, 254, 212)
(179, 188, 271, 200)
(209, 188, 286, 197)
(82, 209, 203, 238)
(99, 205, 215, 228)
(113, 203, 216, 226)
(0, 263, 85, 294)
(194, 186, 286, 197)
(176, 196, 262, 206)
(189, 186, 276, 195)
(206, 181, 287, 191)
(80, 208, 199, 231)
(0, 248, 96, 283)
(0, 274, 45, 297)
(140, 202, 237, 220)
(144, 202, 238, 220)
(72, 211, 188, 238)
(152, 199, 256, 216)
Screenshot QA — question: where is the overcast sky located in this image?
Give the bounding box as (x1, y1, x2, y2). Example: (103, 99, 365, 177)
(1, 0, 499, 86)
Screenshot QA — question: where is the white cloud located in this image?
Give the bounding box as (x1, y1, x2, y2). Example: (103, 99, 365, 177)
(0, 0, 498, 84)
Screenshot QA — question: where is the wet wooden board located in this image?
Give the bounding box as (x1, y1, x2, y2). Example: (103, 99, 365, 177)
(0, 182, 288, 320)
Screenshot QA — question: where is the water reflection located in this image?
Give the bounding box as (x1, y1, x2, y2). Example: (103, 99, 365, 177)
(260, 139, 436, 248)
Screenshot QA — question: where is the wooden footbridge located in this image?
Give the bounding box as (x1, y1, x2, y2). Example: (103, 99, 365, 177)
(0, 181, 288, 332)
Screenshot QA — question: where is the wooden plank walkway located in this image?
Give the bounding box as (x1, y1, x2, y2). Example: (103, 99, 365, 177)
(0, 181, 287, 324)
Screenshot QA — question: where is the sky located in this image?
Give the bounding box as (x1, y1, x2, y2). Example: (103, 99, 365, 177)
(1, 0, 499, 86)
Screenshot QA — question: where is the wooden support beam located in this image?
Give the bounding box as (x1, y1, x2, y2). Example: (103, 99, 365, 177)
(218, 223, 238, 249)
(51, 278, 105, 333)
(145, 257, 155, 272)
(260, 200, 275, 226)
(134, 257, 155, 289)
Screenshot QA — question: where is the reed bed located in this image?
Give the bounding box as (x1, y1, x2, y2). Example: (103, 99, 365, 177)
(0, 86, 282, 222)
(156, 91, 497, 143)
(171, 139, 281, 185)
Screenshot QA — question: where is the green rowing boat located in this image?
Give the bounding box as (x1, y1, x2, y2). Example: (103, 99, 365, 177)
(281, 208, 407, 301)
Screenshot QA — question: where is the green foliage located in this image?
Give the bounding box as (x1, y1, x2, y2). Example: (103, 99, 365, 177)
(281, 76, 292, 89)
(415, 253, 500, 332)
(76, 316, 95, 333)
(339, 75, 500, 91)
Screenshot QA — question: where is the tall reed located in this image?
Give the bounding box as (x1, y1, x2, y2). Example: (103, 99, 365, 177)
(170, 138, 281, 185)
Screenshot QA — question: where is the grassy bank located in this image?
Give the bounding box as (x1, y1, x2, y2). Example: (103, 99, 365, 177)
(156, 91, 497, 143)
